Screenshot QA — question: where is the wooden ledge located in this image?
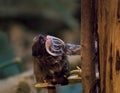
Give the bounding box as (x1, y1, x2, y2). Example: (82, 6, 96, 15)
(68, 77, 82, 84)
(35, 83, 61, 88)
(34, 78, 81, 93)
(35, 83, 59, 93)
(34, 77, 81, 88)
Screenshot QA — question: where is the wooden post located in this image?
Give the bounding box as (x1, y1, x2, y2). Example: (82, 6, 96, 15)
(48, 87, 56, 93)
(81, 0, 96, 93)
(97, 0, 120, 93)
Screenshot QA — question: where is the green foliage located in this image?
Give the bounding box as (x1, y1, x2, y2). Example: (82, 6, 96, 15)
(0, 31, 23, 79)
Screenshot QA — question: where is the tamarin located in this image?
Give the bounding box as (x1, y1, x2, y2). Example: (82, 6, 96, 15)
(32, 34, 80, 85)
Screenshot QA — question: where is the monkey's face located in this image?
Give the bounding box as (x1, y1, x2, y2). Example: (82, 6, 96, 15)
(32, 34, 66, 71)
(32, 34, 47, 56)
(32, 34, 65, 57)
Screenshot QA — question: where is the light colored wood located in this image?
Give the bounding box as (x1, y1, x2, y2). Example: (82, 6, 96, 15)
(35, 83, 58, 93)
(35, 83, 55, 88)
(68, 77, 81, 84)
(97, 0, 120, 93)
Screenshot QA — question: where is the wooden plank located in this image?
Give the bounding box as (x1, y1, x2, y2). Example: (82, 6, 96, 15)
(118, 0, 120, 20)
(81, 0, 96, 93)
(35, 83, 57, 93)
(97, 0, 120, 93)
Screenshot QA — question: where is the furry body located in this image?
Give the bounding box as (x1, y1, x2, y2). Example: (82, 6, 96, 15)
(32, 34, 69, 85)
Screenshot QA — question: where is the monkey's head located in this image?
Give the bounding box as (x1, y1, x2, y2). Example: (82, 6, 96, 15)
(32, 34, 65, 57)
(32, 34, 47, 56)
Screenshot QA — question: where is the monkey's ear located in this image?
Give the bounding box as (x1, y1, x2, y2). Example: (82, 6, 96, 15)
(65, 43, 81, 55)
(45, 35, 65, 56)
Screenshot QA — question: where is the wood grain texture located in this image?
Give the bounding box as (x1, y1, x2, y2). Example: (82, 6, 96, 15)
(97, 0, 120, 93)
(81, 0, 96, 93)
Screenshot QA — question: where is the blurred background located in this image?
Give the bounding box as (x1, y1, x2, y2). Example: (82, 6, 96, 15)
(0, 0, 81, 93)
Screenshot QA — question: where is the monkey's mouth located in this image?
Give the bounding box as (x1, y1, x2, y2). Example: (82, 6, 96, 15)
(45, 35, 65, 56)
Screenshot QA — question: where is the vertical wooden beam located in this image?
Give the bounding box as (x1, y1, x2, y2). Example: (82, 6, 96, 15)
(81, 0, 96, 93)
(48, 87, 56, 93)
(97, 0, 120, 93)
(35, 86, 56, 93)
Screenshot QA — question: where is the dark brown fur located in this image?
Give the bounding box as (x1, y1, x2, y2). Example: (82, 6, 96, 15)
(32, 34, 69, 85)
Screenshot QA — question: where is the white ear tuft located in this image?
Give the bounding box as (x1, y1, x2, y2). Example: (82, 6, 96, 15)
(45, 35, 65, 56)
